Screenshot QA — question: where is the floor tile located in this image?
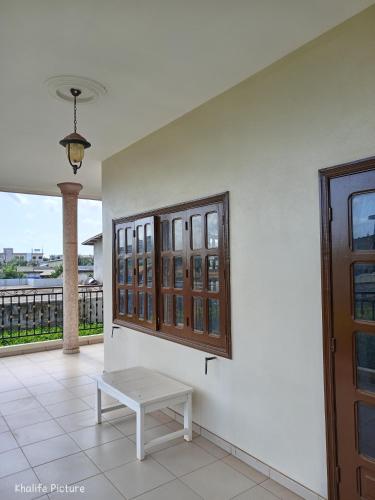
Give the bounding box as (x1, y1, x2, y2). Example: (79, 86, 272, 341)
(0, 416, 9, 433)
(0, 388, 30, 404)
(112, 413, 161, 436)
(105, 457, 174, 499)
(13, 419, 65, 446)
(27, 380, 65, 396)
(0, 430, 19, 453)
(261, 479, 303, 499)
(69, 422, 123, 450)
(22, 434, 80, 467)
(85, 436, 136, 471)
(34, 451, 99, 491)
(0, 468, 43, 500)
(49, 473, 124, 499)
(233, 485, 279, 500)
(5, 406, 52, 430)
(0, 448, 30, 478)
(223, 455, 268, 484)
(193, 435, 230, 459)
(21, 374, 56, 388)
(56, 409, 97, 433)
(135, 479, 202, 500)
(36, 389, 75, 406)
(68, 382, 97, 398)
(181, 459, 255, 500)
(59, 375, 94, 388)
(45, 398, 90, 418)
(152, 441, 216, 477)
(102, 406, 134, 421)
(0, 396, 42, 416)
(129, 424, 186, 453)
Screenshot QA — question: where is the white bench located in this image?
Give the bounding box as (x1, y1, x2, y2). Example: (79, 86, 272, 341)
(95, 367, 193, 460)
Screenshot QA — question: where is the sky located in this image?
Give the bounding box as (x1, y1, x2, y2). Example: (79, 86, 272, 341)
(0, 192, 102, 256)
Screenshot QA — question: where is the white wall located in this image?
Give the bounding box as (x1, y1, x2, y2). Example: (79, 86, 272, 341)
(102, 7, 375, 497)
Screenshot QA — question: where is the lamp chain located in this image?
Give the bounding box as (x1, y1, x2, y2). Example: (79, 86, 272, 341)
(73, 94, 77, 133)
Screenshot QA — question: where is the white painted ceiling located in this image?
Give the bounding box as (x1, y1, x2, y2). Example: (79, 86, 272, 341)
(0, 0, 373, 199)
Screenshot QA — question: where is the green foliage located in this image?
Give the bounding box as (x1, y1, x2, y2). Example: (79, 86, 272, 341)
(0, 324, 103, 346)
(50, 264, 63, 278)
(78, 255, 94, 266)
(0, 261, 24, 279)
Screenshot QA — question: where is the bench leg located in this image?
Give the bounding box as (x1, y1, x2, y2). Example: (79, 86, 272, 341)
(136, 407, 145, 460)
(184, 393, 192, 442)
(95, 385, 102, 424)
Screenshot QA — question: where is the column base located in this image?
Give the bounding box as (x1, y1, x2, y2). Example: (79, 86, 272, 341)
(63, 346, 80, 354)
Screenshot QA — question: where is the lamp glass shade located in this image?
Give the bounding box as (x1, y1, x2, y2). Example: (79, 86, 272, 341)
(67, 143, 84, 163)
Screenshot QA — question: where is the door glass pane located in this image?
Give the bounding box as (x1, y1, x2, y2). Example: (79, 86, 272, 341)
(126, 258, 133, 284)
(145, 224, 152, 252)
(354, 263, 375, 321)
(208, 298, 220, 335)
(352, 192, 375, 250)
(173, 219, 183, 251)
(146, 257, 152, 288)
(208, 256, 219, 292)
(356, 332, 375, 393)
(174, 257, 183, 289)
(192, 256, 203, 290)
(191, 215, 202, 250)
(118, 229, 125, 254)
(126, 228, 133, 254)
(137, 225, 144, 254)
(126, 290, 133, 316)
(358, 402, 375, 460)
(193, 297, 204, 332)
(162, 221, 170, 251)
(163, 294, 172, 325)
(146, 293, 153, 322)
(207, 212, 219, 249)
(118, 289, 125, 315)
(138, 292, 144, 320)
(175, 296, 184, 327)
(138, 258, 144, 285)
(118, 259, 125, 284)
(162, 257, 170, 288)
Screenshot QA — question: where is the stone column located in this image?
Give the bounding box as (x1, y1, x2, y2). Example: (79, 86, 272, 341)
(57, 182, 82, 354)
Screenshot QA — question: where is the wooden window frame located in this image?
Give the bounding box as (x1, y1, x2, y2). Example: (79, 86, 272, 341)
(113, 192, 231, 358)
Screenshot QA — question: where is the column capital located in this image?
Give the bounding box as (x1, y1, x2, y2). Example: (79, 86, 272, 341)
(57, 182, 83, 196)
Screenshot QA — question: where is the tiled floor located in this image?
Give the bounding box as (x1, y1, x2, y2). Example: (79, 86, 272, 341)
(0, 344, 302, 499)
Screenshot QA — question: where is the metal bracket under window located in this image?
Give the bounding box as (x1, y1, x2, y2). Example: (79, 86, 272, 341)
(205, 356, 217, 375)
(112, 325, 120, 338)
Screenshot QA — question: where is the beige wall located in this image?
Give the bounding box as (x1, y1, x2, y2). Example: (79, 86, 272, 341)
(102, 7, 375, 497)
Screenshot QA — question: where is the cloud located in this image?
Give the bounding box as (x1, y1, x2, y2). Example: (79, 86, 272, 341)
(7, 193, 30, 205)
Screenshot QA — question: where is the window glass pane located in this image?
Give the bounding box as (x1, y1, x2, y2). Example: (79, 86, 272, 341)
(118, 229, 125, 254)
(145, 224, 152, 252)
(162, 221, 170, 251)
(192, 256, 203, 290)
(126, 228, 133, 254)
(191, 215, 202, 250)
(126, 290, 134, 316)
(207, 212, 219, 249)
(173, 219, 183, 251)
(146, 293, 153, 322)
(118, 259, 125, 285)
(193, 297, 204, 332)
(356, 332, 375, 393)
(354, 263, 375, 321)
(137, 225, 144, 254)
(126, 258, 133, 285)
(162, 257, 170, 288)
(138, 292, 144, 320)
(358, 402, 375, 460)
(118, 289, 125, 315)
(146, 257, 152, 288)
(138, 258, 144, 285)
(208, 256, 219, 292)
(174, 257, 184, 289)
(352, 192, 375, 250)
(175, 296, 184, 327)
(163, 295, 172, 325)
(208, 299, 220, 335)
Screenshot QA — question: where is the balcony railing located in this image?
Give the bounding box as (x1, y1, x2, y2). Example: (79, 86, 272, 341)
(0, 285, 103, 345)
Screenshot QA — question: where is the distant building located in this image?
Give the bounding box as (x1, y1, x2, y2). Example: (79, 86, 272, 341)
(82, 233, 103, 284)
(0, 248, 44, 264)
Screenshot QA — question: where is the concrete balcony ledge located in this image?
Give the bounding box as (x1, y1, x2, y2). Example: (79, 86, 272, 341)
(0, 333, 103, 357)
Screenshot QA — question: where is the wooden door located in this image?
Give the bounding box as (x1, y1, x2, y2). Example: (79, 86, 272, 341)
(324, 164, 375, 499)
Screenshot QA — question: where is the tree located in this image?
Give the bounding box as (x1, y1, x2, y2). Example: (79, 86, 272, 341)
(50, 265, 63, 278)
(0, 262, 24, 279)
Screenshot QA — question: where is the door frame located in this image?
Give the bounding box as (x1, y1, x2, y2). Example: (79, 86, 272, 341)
(320, 155, 375, 500)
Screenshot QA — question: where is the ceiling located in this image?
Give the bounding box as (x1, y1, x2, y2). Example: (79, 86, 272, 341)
(0, 0, 373, 199)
